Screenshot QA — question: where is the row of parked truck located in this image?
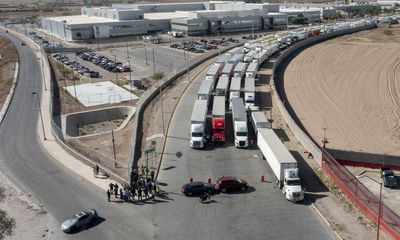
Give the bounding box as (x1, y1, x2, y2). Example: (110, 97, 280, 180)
(189, 19, 376, 201)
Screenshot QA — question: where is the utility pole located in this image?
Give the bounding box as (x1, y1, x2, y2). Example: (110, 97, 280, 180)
(114, 55, 119, 85)
(126, 42, 130, 59)
(32, 92, 46, 140)
(112, 130, 117, 168)
(40, 50, 47, 91)
(128, 59, 133, 101)
(322, 127, 329, 148)
(152, 48, 156, 76)
(144, 43, 148, 65)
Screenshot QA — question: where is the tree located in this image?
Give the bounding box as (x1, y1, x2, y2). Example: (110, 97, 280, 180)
(292, 16, 308, 25)
(0, 187, 15, 240)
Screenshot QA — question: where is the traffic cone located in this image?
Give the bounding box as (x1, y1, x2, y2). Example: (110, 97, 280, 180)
(208, 177, 211, 184)
(189, 177, 193, 183)
(261, 175, 265, 182)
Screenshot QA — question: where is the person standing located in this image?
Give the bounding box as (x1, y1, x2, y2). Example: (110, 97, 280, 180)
(93, 166, 97, 178)
(150, 170, 155, 182)
(114, 184, 118, 197)
(119, 188, 123, 200)
(138, 187, 142, 201)
(95, 165, 100, 176)
(106, 190, 111, 202)
(144, 186, 149, 199)
(109, 182, 114, 194)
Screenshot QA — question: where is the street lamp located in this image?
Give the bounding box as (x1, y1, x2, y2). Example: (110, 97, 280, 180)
(32, 92, 46, 140)
(356, 174, 383, 240)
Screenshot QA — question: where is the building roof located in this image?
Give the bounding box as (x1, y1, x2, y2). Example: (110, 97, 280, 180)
(144, 11, 191, 20)
(43, 15, 118, 25)
(280, 7, 321, 13)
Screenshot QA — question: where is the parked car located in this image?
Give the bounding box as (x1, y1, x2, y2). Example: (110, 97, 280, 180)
(181, 182, 216, 196)
(381, 168, 397, 188)
(215, 176, 248, 193)
(61, 209, 98, 233)
(89, 71, 100, 78)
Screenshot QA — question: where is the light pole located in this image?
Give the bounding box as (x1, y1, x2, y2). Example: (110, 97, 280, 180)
(128, 59, 133, 101)
(144, 43, 148, 65)
(356, 174, 383, 240)
(322, 127, 329, 149)
(114, 55, 119, 85)
(126, 42, 130, 59)
(32, 92, 46, 140)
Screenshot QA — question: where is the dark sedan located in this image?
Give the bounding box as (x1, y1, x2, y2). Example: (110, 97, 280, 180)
(181, 182, 215, 196)
(215, 176, 248, 193)
(381, 168, 398, 188)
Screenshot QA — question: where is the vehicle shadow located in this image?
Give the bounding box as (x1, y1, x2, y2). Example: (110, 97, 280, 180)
(297, 193, 329, 206)
(67, 216, 106, 234)
(219, 186, 256, 195)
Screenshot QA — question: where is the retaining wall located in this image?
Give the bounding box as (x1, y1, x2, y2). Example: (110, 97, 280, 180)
(271, 24, 400, 239)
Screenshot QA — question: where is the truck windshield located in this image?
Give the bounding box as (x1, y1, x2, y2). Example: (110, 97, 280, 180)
(192, 132, 203, 137)
(236, 132, 247, 137)
(287, 179, 301, 186)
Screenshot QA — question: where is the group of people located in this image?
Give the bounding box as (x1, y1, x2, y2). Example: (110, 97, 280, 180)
(106, 166, 160, 203)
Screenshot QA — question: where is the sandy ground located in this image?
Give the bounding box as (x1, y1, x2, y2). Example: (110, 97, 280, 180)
(284, 27, 400, 159)
(0, 165, 64, 240)
(0, 36, 17, 109)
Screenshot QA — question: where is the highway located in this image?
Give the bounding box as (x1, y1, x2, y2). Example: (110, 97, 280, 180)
(0, 30, 153, 239)
(151, 64, 335, 239)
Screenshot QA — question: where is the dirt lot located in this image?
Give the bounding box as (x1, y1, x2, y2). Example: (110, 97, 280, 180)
(283, 26, 400, 233)
(0, 36, 17, 109)
(284, 27, 400, 159)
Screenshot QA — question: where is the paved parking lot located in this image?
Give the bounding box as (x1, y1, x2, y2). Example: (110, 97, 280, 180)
(99, 44, 196, 80)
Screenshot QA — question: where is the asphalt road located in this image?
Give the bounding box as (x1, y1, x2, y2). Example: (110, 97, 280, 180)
(152, 64, 336, 239)
(0, 30, 153, 240)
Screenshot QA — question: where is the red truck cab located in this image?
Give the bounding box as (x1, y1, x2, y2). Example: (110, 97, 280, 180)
(211, 117, 225, 144)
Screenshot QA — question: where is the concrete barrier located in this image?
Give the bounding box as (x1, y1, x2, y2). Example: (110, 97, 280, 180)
(63, 106, 135, 138)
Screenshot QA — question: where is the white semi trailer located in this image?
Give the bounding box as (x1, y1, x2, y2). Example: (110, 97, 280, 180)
(251, 111, 269, 135)
(215, 75, 230, 98)
(229, 77, 241, 110)
(244, 77, 256, 110)
(245, 62, 259, 79)
(231, 97, 248, 148)
(221, 63, 234, 78)
(257, 128, 304, 202)
(190, 99, 208, 149)
(197, 79, 214, 105)
(233, 62, 248, 80)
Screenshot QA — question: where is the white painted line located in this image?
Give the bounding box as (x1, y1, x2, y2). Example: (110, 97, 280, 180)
(146, 133, 164, 141)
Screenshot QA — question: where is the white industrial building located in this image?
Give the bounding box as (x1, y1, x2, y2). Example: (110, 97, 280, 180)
(40, 1, 385, 41)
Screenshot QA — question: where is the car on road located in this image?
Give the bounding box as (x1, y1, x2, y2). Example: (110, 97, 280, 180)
(20, 42, 26, 46)
(215, 176, 248, 193)
(61, 209, 98, 233)
(181, 181, 216, 196)
(381, 168, 398, 188)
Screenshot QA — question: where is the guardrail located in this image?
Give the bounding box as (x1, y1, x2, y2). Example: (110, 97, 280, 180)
(129, 44, 243, 180)
(271, 24, 400, 239)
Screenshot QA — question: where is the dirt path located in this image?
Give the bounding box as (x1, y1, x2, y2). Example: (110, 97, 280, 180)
(284, 27, 400, 159)
(0, 36, 17, 109)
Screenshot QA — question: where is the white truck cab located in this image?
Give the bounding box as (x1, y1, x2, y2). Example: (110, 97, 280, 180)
(282, 168, 304, 202)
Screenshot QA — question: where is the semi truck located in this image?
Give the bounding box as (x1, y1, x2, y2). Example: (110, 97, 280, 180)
(231, 97, 248, 148)
(257, 128, 304, 202)
(243, 50, 257, 63)
(211, 96, 226, 144)
(229, 53, 244, 66)
(197, 79, 214, 105)
(221, 63, 234, 78)
(215, 75, 230, 98)
(251, 111, 269, 135)
(229, 77, 241, 110)
(216, 55, 229, 68)
(233, 62, 248, 80)
(244, 77, 256, 110)
(245, 62, 259, 79)
(205, 64, 222, 83)
(252, 50, 268, 67)
(226, 47, 242, 58)
(190, 99, 208, 149)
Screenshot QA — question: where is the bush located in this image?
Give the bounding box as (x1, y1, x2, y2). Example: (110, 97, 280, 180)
(383, 29, 393, 35)
(292, 16, 308, 25)
(151, 72, 164, 80)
